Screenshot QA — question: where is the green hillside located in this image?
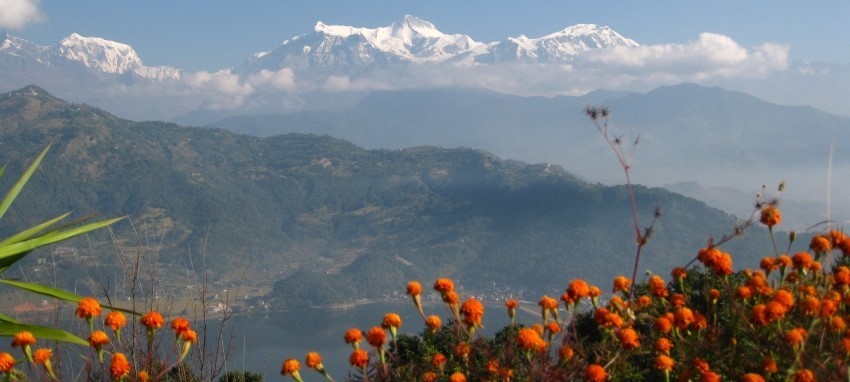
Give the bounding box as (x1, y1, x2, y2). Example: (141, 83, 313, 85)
(0, 85, 775, 308)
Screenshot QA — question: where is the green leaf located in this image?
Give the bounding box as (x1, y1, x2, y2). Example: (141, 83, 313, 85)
(0, 212, 71, 246)
(0, 216, 125, 267)
(0, 322, 88, 346)
(0, 313, 20, 324)
(0, 279, 138, 315)
(0, 145, 50, 222)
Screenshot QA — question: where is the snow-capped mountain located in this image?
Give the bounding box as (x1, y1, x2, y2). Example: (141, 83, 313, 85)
(477, 24, 639, 64)
(240, 16, 638, 73)
(1, 32, 180, 81)
(241, 15, 487, 72)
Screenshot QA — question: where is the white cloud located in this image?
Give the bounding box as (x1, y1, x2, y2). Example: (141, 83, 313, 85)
(0, 0, 44, 29)
(180, 70, 254, 110)
(247, 68, 297, 90)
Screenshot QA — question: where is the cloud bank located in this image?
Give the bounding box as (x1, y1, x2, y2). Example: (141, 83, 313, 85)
(0, 0, 44, 30)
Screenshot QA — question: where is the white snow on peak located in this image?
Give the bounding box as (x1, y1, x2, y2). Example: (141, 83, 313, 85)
(481, 23, 639, 63)
(57, 33, 181, 80)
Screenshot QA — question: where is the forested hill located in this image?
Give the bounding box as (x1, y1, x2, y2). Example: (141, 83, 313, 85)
(0, 85, 772, 306)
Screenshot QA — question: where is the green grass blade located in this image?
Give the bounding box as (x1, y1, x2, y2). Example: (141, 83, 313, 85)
(0, 213, 71, 246)
(0, 216, 125, 265)
(0, 279, 139, 315)
(0, 313, 20, 324)
(0, 145, 50, 222)
(0, 164, 6, 180)
(0, 322, 88, 346)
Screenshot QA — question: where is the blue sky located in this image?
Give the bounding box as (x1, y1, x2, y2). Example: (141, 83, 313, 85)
(4, 0, 849, 71)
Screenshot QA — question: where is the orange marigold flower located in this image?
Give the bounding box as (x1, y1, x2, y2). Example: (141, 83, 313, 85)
(32, 348, 51, 364)
(505, 299, 519, 309)
(538, 295, 558, 310)
(711, 251, 733, 276)
(648, 275, 668, 298)
(751, 304, 769, 326)
(585, 364, 607, 382)
(698, 247, 722, 267)
(784, 327, 807, 346)
(776, 254, 792, 269)
(669, 293, 686, 308)
(344, 328, 363, 345)
(616, 327, 640, 350)
(692, 358, 710, 373)
(760, 257, 777, 272)
(105, 311, 127, 331)
(442, 291, 459, 305)
(830, 316, 847, 332)
(433, 278, 454, 293)
(810, 235, 832, 253)
(406, 281, 422, 296)
(765, 301, 788, 321)
(448, 371, 467, 382)
(366, 326, 386, 348)
(558, 344, 574, 361)
(801, 296, 820, 316)
(546, 321, 561, 334)
(820, 299, 837, 318)
(516, 327, 545, 352)
(460, 298, 485, 327)
(110, 353, 131, 380)
(281, 358, 300, 375)
(832, 229, 848, 246)
(838, 237, 850, 256)
(736, 286, 753, 299)
(636, 295, 652, 308)
(422, 372, 438, 382)
(76, 297, 102, 319)
(760, 205, 781, 228)
(741, 374, 766, 382)
(654, 338, 673, 354)
(349, 349, 369, 368)
(567, 279, 591, 300)
(594, 308, 623, 329)
(140, 311, 164, 330)
(702, 371, 721, 382)
(612, 275, 631, 293)
(762, 357, 778, 373)
(791, 252, 813, 270)
(425, 315, 442, 332)
(431, 353, 447, 368)
(0, 352, 14, 373)
(181, 329, 198, 343)
(381, 313, 402, 329)
(137, 371, 150, 382)
(655, 317, 673, 333)
(707, 289, 721, 302)
(772, 289, 795, 308)
(454, 342, 471, 358)
(671, 267, 687, 281)
(11, 331, 35, 348)
(588, 286, 602, 298)
(305, 351, 323, 370)
(171, 317, 191, 336)
(654, 354, 675, 371)
(793, 369, 815, 382)
(88, 330, 110, 349)
(674, 307, 695, 329)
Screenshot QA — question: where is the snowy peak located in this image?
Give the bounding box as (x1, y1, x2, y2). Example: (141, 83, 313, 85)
(0, 33, 180, 81)
(242, 17, 640, 72)
(480, 23, 639, 63)
(59, 33, 143, 74)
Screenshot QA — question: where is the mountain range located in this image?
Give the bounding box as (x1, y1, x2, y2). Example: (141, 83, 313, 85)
(206, 83, 850, 227)
(0, 85, 775, 307)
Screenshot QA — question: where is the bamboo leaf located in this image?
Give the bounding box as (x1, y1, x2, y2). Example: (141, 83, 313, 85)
(0, 279, 139, 315)
(0, 322, 88, 346)
(0, 145, 50, 222)
(0, 216, 125, 263)
(0, 213, 71, 246)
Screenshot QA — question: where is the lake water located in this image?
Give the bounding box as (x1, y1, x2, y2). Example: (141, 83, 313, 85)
(213, 300, 537, 379)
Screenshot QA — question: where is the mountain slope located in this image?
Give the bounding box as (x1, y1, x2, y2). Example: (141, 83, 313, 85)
(208, 84, 850, 225)
(0, 86, 773, 307)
